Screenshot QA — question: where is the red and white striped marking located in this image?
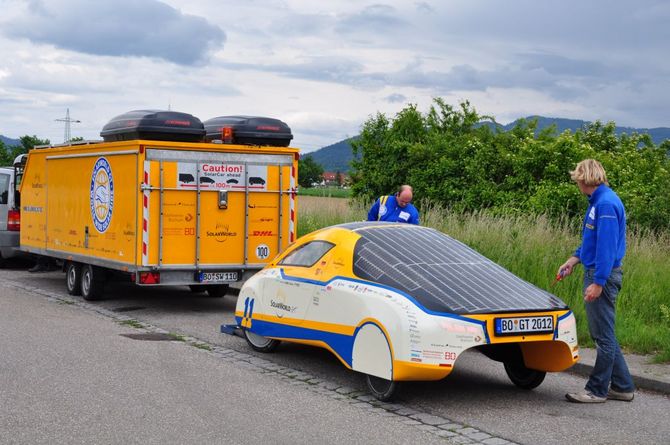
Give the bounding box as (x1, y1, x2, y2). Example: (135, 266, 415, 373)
(142, 161, 150, 266)
(289, 164, 296, 243)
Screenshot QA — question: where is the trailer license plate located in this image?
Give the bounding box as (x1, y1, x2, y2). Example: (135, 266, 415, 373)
(494, 316, 554, 335)
(198, 271, 238, 283)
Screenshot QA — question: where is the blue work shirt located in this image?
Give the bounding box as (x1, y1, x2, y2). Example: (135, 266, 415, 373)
(367, 195, 420, 225)
(573, 184, 626, 286)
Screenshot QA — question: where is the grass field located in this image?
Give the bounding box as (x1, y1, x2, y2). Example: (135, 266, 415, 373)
(298, 196, 670, 362)
(298, 187, 351, 198)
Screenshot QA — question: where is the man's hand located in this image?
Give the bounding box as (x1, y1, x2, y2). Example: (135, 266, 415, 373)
(558, 256, 580, 277)
(584, 283, 603, 302)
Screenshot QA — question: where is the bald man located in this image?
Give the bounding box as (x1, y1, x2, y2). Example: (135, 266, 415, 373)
(367, 185, 420, 225)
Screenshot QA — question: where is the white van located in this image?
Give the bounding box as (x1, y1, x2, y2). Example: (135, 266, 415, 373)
(0, 155, 25, 265)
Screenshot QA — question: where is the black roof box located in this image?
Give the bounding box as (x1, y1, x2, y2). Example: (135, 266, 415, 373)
(203, 116, 293, 146)
(100, 110, 205, 142)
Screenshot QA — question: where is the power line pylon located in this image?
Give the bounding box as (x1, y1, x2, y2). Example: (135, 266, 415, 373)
(55, 108, 81, 142)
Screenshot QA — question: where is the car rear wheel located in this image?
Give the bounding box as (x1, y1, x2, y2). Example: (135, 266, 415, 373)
(65, 262, 82, 296)
(243, 329, 280, 352)
(365, 374, 399, 401)
(503, 361, 546, 389)
(80, 264, 105, 301)
(206, 284, 229, 298)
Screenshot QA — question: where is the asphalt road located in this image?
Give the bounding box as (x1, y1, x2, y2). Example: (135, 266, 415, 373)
(1, 267, 669, 445)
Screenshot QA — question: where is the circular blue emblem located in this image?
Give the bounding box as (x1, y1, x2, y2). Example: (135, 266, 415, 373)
(90, 157, 114, 233)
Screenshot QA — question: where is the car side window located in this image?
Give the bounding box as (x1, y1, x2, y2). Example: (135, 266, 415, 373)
(0, 173, 9, 205)
(279, 241, 334, 267)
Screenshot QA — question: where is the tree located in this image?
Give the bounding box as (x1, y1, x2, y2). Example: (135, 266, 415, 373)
(0, 135, 50, 167)
(351, 98, 670, 231)
(298, 155, 324, 188)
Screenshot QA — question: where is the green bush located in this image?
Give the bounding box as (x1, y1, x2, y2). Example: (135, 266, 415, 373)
(351, 99, 670, 231)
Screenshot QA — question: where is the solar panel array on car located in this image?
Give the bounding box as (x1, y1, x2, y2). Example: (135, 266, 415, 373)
(343, 222, 567, 314)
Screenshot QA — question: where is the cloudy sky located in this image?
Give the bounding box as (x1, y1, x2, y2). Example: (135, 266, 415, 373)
(0, 0, 668, 151)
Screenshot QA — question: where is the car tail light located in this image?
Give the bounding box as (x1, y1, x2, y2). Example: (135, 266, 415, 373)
(7, 209, 20, 231)
(139, 271, 160, 284)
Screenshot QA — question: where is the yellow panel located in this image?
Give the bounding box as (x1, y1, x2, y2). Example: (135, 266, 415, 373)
(19, 151, 48, 248)
(198, 189, 245, 264)
(46, 153, 138, 264)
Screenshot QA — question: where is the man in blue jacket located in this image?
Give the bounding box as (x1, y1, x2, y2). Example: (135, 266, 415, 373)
(367, 185, 419, 224)
(559, 159, 635, 403)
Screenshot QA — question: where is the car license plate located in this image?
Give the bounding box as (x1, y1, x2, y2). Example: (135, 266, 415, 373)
(197, 271, 238, 283)
(494, 316, 554, 335)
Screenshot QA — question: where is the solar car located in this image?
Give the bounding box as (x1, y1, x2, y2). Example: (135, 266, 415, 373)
(235, 222, 579, 400)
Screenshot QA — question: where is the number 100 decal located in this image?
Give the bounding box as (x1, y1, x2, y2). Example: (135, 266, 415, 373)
(256, 244, 270, 260)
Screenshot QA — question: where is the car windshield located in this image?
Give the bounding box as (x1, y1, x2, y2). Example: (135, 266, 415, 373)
(350, 224, 566, 314)
(280, 240, 334, 267)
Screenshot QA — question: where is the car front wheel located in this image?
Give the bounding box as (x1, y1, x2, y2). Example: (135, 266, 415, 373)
(365, 374, 399, 401)
(503, 361, 546, 389)
(243, 329, 280, 352)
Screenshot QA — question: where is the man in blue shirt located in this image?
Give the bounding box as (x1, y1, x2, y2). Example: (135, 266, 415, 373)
(559, 159, 635, 403)
(367, 185, 420, 225)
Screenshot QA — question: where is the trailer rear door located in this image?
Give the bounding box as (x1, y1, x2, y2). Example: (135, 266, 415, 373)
(142, 148, 295, 276)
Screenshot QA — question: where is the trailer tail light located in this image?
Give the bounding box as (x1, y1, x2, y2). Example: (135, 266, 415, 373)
(7, 209, 20, 231)
(139, 271, 160, 284)
(221, 127, 234, 143)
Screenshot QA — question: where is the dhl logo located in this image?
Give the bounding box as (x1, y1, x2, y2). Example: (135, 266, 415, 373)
(252, 230, 275, 237)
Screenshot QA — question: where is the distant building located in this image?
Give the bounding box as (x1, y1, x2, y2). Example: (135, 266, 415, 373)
(321, 171, 350, 187)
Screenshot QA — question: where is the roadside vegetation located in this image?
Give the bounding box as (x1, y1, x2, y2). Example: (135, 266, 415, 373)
(299, 186, 351, 198)
(298, 198, 670, 362)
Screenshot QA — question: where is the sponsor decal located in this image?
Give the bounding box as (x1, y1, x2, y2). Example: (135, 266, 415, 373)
(185, 213, 193, 222)
(248, 204, 278, 209)
(586, 223, 594, 230)
(252, 230, 275, 237)
(410, 357, 422, 363)
(22, 206, 43, 213)
(207, 223, 237, 242)
(90, 157, 114, 233)
(444, 351, 457, 361)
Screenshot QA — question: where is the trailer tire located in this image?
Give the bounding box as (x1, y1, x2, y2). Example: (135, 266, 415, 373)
(206, 284, 229, 298)
(80, 264, 106, 301)
(65, 262, 82, 296)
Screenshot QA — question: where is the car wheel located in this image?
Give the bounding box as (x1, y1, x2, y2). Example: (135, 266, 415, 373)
(80, 264, 105, 301)
(503, 361, 546, 389)
(243, 329, 280, 352)
(189, 285, 206, 293)
(365, 374, 399, 401)
(65, 262, 82, 296)
(206, 284, 229, 298)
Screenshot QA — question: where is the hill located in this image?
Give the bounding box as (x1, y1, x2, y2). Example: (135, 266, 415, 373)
(1, 135, 21, 147)
(493, 116, 670, 144)
(306, 136, 360, 172)
(308, 117, 670, 172)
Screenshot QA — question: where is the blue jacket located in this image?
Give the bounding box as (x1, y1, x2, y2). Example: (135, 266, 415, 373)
(573, 184, 626, 286)
(367, 195, 420, 224)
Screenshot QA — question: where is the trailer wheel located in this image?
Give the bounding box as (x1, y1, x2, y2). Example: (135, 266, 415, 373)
(65, 262, 82, 296)
(206, 284, 229, 298)
(80, 264, 106, 301)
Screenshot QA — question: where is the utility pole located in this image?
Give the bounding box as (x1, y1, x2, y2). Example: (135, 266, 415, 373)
(55, 108, 81, 142)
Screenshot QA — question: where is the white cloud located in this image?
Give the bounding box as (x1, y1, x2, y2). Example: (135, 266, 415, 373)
(0, 0, 668, 149)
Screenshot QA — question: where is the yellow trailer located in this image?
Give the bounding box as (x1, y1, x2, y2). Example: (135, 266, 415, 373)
(19, 134, 299, 300)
